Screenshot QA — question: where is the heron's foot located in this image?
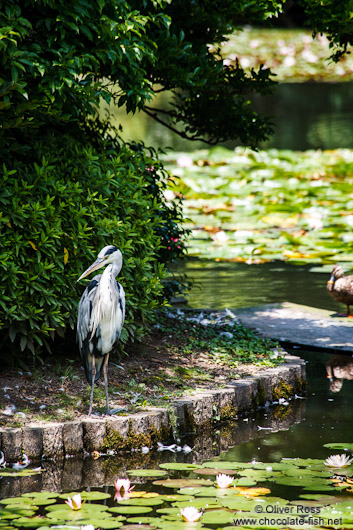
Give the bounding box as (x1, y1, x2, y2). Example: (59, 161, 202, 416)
(337, 313, 353, 318)
(106, 407, 111, 416)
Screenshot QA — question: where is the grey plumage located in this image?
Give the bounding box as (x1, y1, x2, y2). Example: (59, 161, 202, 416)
(77, 245, 125, 415)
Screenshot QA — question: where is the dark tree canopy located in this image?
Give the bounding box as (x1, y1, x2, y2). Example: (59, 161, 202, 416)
(2, 0, 352, 150)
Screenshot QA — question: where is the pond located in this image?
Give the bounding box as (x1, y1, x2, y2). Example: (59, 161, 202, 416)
(109, 82, 353, 152)
(175, 259, 343, 314)
(2, 349, 353, 528)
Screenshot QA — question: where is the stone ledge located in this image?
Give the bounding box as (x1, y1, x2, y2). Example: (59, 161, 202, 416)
(0, 354, 305, 461)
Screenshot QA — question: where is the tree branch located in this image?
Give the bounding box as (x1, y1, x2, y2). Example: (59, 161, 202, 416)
(142, 107, 216, 144)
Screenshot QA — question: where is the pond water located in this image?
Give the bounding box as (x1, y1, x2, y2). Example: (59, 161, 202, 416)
(2, 348, 353, 528)
(111, 82, 353, 152)
(176, 259, 342, 314)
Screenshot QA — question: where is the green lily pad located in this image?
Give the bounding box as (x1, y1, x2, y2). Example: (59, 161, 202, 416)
(11, 517, 47, 528)
(179, 486, 238, 497)
(124, 517, 163, 526)
(117, 498, 164, 507)
(193, 467, 238, 476)
(149, 521, 203, 530)
(172, 498, 221, 509)
(127, 469, 167, 477)
(159, 494, 195, 503)
(158, 463, 200, 471)
(59, 490, 111, 501)
(22, 492, 59, 500)
(46, 503, 109, 512)
(324, 443, 353, 451)
(201, 509, 235, 525)
(299, 494, 341, 504)
(234, 477, 258, 487)
(202, 461, 251, 470)
(153, 479, 211, 489)
(109, 506, 153, 515)
(0, 498, 38, 507)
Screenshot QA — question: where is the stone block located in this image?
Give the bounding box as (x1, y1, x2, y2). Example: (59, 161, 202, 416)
(229, 380, 254, 414)
(145, 408, 169, 436)
(1, 428, 22, 462)
(106, 416, 129, 439)
(171, 398, 194, 431)
(63, 421, 83, 456)
(22, 427, 43, 461)
(83, 418, 106, 453)
(129, 412, 149, 435)
(42, 423, 64, 459)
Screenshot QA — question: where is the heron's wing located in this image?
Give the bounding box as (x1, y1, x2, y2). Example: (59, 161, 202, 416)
(77, 274, 101, 356)
(115, 282, 126, 340)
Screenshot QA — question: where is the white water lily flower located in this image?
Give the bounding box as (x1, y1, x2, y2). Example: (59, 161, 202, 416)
(180, 506, 203, 522)
(65, 493, 86, 510)
(216, 473, 234, 489)
(324, 454, 353, 468)
(114, 478, 135, 501)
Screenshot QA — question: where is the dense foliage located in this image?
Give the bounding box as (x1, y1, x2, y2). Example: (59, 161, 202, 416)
(2, 0, 353, 362)
(0, 128, 187, 360)
(299, 0, 353, 61)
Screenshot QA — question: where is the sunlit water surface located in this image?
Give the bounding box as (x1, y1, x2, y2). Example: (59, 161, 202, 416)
(177, 259, 342, 312)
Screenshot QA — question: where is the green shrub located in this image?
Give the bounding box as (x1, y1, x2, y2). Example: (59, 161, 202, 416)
(0, 128, 187, 363)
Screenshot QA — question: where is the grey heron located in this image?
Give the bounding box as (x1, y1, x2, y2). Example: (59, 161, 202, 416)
(77, 245, 125, 415)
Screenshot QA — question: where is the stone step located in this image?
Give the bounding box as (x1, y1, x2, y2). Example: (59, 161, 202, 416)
(235, 302, 353, 353)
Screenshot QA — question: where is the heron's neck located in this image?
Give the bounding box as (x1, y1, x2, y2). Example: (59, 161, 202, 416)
(103, 260, 122, 280)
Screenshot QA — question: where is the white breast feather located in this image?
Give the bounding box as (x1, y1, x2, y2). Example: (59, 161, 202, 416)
(90, 268, 125, 354)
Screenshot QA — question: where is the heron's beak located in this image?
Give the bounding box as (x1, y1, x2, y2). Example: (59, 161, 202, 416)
(77, 258, 105, 281)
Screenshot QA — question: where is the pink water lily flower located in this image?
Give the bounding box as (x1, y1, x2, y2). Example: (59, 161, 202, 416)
(65, 493, 86, 510)
(114, 478, 135, 501)
(180, 506, 203, 522)
(216, 473, 234, 489)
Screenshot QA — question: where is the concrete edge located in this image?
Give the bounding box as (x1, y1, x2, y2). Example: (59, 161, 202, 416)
(0, 354, 306, 462)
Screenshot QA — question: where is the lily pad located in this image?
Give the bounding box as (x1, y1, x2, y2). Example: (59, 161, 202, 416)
(201, 509, 235, 525)
(324, 443, 353, 451)
(109, 506, 153, 515)
(171, 498, 221, 509)
(202, 461, 251, 470)
(193, 467, 238, 476)
(117, 498, 164, 507)
(159, 494, 195, 503)
(123, 517, 161, 526)
(158, 463, 200, 471)
(127, 469, 167, 477)
(153, 478, 211, 489)
(59, 490, 111, 501)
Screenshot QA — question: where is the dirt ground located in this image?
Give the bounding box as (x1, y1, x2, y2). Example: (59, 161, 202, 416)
(0, 327, 265, 428)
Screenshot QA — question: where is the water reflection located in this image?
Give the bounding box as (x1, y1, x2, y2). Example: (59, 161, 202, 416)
(176, 259, 342, 312)
(326, 353, 353, 393)
(106, 82, 353, 151)
(219, 350, 353, 465)
(252, 82, 353, 150)
(0, 400, 305, 498)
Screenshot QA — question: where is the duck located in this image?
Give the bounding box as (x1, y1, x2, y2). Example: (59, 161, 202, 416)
(327, 264, 353, 317)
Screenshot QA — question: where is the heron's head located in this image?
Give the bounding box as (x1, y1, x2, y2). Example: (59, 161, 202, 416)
(77, 245, 122, 281)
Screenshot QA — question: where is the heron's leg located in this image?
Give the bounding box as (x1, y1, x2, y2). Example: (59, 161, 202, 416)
(89, 358, 96, 416)
(103, 354, 111, 415)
